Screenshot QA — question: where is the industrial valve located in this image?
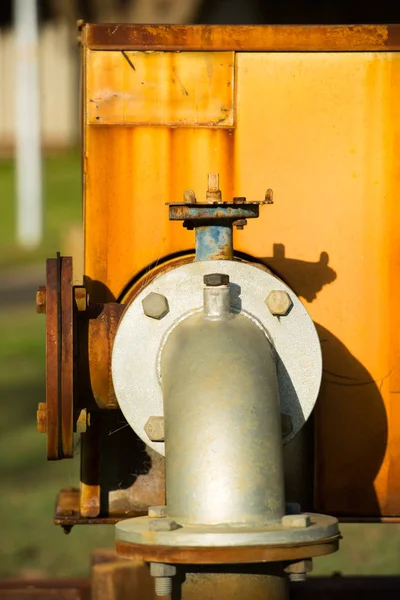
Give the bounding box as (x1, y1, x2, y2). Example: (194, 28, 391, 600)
(37, 173, 339, 598)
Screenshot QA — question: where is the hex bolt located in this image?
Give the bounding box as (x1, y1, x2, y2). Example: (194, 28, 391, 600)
(150, 563, 177, 598)
(234, 219, 247, 230)
(36, 286, 46, 314)
(265, 290, 293, 316)
(36, 402, 47, 433)
(144, 416, 164, 442)
(148, 518, 180, 532)
(282, 514, 311, 528)
(265, 188, 274, 203)
(285, 559, 312, 583)
(206, 173, 222, 202)
(74, 286, 88, 312)
(148, 505, 168, 518)
(203, 273, 229, 287)
(142, 293, 169, 320)
(184, 189, 196, 203)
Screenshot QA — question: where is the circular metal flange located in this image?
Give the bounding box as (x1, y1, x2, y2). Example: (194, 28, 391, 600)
(112, 260, 322, 455)
(44, 255, 74, 460)
(115, 513, 340, 565)
(116, 513, 338, 548)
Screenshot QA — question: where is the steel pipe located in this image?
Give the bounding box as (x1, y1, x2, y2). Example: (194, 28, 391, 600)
(160, 289, 285, 526)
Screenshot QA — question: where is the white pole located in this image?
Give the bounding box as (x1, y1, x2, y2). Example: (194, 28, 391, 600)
(14, 0, 42, 248)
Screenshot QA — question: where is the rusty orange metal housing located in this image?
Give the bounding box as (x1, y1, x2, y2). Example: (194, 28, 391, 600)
(78, 24, 400, 520)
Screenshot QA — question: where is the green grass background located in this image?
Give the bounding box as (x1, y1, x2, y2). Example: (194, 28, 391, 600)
(0, 153, 399, 579)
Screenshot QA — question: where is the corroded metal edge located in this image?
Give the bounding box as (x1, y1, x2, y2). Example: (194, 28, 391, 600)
(54, 488, 147, 527)
(82, 24, 400, 52)
(115, 535, 340, 564)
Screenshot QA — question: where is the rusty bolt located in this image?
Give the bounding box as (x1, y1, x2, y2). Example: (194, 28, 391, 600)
(142, 293, 169, 320)
(149, 505, 168, 518)
(36, 286, 46, 314)
(285, 559, 312, 582)
(265, 290, 293, 316)
(184, 189, 196, 203)
(206, 173, 222, 202)
(234, 219, 247, 230)
(144, 416, 165, 442)
(265, 188, 274, 203)
(203, 273, 229, 287)
(282, 514, 311, 529)
(149, 518, 180, 532)
(74, 286, 88, 312)
(36, 402, 47, 433)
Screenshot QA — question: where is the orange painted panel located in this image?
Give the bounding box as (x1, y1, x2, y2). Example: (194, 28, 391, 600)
(83, 44, 400, 517)
(86, 50, 234, 126)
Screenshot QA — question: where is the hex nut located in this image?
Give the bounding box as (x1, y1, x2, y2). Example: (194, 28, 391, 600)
(142, 293, 169, 320)
(144, 416, 164, 442)
(148, 505, 168, 518)
(284, 559, 313, 576)
(74, 286, 88, 312)
(265, 290, 293, 316)
(203, 273, 230, 287)
(282, 514, 311, 529)
(149, 518, 180, 532)
(150, 563, 177, 578)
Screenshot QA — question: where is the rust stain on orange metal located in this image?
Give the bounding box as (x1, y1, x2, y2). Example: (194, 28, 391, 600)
(82, 26, 400, 518)
(87, 51, 234, 126)
(84, 125, 234, 302)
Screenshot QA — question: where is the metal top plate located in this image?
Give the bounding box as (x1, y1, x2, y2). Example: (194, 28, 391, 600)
(112, 260, 322, 456)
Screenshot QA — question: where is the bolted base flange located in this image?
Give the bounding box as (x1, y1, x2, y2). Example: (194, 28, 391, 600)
(115, 512, 340, 565)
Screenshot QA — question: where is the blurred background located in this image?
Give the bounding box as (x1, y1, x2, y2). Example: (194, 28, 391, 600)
(1, 0, 400, 582)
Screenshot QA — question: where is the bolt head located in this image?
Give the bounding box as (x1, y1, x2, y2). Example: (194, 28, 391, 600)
(74, 286, 88, 312)
(36, 402, 47, 433)
(76, 408, 89, 434)
(142, 293, 169, 320)
(149, 518, 180, 532)
(285, 559, 313, 576)
(203, 273, 230, 287)
(148, 505, 168, 518)
(184, 189, 196, 203)
(282, 514, 311, 529)
(144, 416, 165, 442)
(36, 286, 46, 314)
(265, 290, 292, 316)
(150, 563, 177, 577)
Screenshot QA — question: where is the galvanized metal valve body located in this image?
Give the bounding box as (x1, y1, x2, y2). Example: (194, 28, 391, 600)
(161, 273, 285, 526)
